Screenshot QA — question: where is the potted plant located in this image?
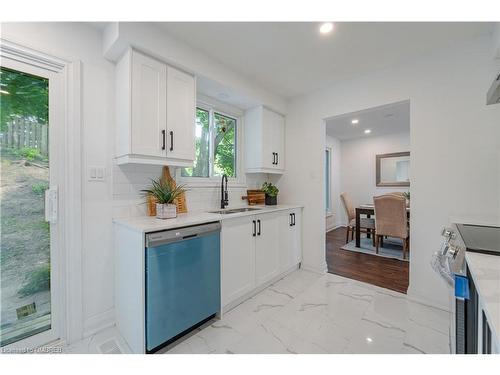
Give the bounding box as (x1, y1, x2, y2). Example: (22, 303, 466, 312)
(141, 178, 186, 219)
(261, 182, 279, 206)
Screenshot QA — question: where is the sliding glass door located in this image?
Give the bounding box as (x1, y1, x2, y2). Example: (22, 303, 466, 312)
(0, 58, 60, 349)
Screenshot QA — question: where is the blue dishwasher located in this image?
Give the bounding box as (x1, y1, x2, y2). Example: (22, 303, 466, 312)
(145, 222, 221, 352)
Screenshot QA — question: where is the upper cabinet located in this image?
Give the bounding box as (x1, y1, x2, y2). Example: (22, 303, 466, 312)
(245, 106, 285, 174)
(115, 49, 195, 166)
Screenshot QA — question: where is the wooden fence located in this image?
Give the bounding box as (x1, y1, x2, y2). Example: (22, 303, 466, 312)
(0, 118, 48, 157)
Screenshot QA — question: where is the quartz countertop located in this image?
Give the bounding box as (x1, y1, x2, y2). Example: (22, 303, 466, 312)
(113, 205, 303, 233)
(465, 251, 500, 345)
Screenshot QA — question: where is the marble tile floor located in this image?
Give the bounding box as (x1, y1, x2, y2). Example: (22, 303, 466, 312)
(64, 270, 451, 354)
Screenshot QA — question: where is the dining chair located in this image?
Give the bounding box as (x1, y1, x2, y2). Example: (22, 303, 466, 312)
(386, 192, 405, 198)
(340, 192, 376, 246)
(373, 194, 410, 259)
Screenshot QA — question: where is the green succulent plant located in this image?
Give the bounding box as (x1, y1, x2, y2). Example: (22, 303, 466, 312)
(141, 178, 186, 205)
(403, 191, 410, 200)
(261, 182, 279, 197)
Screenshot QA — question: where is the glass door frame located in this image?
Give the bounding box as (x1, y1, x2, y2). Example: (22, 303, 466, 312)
(0, 39, 83, 352)
(1, 56, 62, 351)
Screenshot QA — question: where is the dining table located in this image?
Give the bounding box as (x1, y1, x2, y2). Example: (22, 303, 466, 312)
(355, 204, 410, 248)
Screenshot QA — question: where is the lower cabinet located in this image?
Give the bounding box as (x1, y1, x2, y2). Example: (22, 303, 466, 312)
(279, 208, 302, 273)
(220, 215, 256, 307)
(255, 212, 281, 285)
(221, 208, 302, 309)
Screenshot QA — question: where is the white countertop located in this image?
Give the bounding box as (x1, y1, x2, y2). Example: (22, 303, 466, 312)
(465, 251, 500, 345)
(113, 205, 303, 233)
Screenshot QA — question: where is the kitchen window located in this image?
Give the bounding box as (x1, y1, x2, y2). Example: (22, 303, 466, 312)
(180, 103, 241, 184)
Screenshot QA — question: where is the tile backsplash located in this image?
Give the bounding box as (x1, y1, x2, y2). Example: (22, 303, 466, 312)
(112, 162, 277, 218)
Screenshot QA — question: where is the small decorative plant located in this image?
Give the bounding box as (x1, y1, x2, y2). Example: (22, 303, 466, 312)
(141, 178, 186, 219)
(261, 182, 279, 206)
(403, 191, 410, 200)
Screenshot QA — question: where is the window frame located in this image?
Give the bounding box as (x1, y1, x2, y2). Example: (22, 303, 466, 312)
(176, 98, 245, 188)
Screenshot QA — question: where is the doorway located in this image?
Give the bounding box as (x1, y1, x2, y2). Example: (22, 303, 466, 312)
(0, 58, 62, 348)
(323, 101, 411, 293)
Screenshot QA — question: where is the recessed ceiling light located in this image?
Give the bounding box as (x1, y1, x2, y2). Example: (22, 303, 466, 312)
(366, 337, 373, 343)
(364, 129, 371, 134)
(351, 119, 359, 125)
(319, 22, 334, 34)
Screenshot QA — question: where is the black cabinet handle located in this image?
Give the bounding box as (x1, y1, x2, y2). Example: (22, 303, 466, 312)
(289, 213, 293, 227)
(276, 153, 279, 165)
(252, 220, 256, 237)
(161, 130, 166, 150)
(169, 131, 174, 151)
(257, 219, 261, 236)
(292, 213, 296, 226)
(272, 152, 276, 165)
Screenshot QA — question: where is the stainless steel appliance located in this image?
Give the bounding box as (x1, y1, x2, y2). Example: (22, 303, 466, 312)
(435, 223, 500, 354)
(486, 71, 500, 105)
(145, 222, 221, 353)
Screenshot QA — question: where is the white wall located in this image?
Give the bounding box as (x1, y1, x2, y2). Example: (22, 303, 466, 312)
(280, 35, 500, 309)
(1, 22, 287, 340)
(337, 131, 410, 225)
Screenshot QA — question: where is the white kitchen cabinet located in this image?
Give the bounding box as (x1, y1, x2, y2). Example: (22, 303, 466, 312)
(221, 208, 302, 310)
(279, 209, 302, 273)
(115, 49, 195, 166)
(244, 106, 285, 174)
(221, 215, 256, 307)
(255, 212, 281, 285)
(166, 65, 196, 162)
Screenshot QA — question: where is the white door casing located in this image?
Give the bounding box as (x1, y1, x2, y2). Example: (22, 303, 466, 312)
(0, 39, 83, 350)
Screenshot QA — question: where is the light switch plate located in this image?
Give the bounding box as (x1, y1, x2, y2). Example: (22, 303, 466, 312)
(88, 166, 106, 181)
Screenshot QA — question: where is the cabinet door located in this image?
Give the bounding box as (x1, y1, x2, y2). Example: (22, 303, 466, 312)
(166, 65, 195, 162)
(221, 216, 256, 307)
(255, 212, 280, 285)
(272, 112, 285, 170)
(262, 108, 285, 170)
(131, 51, 167, 158)
(278, 209, 302, 273)
(278, 211, 293, 272)
(290, 209, 302, 264)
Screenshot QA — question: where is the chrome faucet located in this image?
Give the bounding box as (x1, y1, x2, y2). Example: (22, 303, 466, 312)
(220, 174, 229, 209)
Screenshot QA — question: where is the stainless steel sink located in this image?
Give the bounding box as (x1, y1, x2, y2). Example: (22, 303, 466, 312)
(208, 207, 263, 215)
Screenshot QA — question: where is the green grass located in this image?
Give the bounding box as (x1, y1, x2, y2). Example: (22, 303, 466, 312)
(18, 264, 50, 297)
(31, 182, 49, 195)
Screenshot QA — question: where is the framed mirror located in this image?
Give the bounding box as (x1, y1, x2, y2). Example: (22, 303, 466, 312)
(376, 151, 410, 187)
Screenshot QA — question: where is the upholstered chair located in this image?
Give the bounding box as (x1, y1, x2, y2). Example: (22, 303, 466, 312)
(373, 194, 410, 259)
(340, 192, 376, 246)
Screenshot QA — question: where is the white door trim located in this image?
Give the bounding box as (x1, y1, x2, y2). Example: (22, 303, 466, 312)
(0, 39, 83, 348)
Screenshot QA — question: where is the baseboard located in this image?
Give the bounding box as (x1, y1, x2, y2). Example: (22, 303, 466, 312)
(83, 309, 116, 338)
(326, 224, 343, 233)
(300, 263, 328, 275)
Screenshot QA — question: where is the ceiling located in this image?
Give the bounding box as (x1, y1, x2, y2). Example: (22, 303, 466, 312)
(158, 22, 493, 98)
(325, 100, 410, 141)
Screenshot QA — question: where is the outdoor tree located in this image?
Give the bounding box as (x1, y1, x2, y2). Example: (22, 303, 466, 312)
(0, 68, 48, 131)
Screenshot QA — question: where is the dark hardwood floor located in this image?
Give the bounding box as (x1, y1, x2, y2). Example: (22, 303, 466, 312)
(326, 227, 409, 294)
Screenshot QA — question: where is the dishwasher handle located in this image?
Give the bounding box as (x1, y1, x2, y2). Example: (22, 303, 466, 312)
(146, 222, 221, 248)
